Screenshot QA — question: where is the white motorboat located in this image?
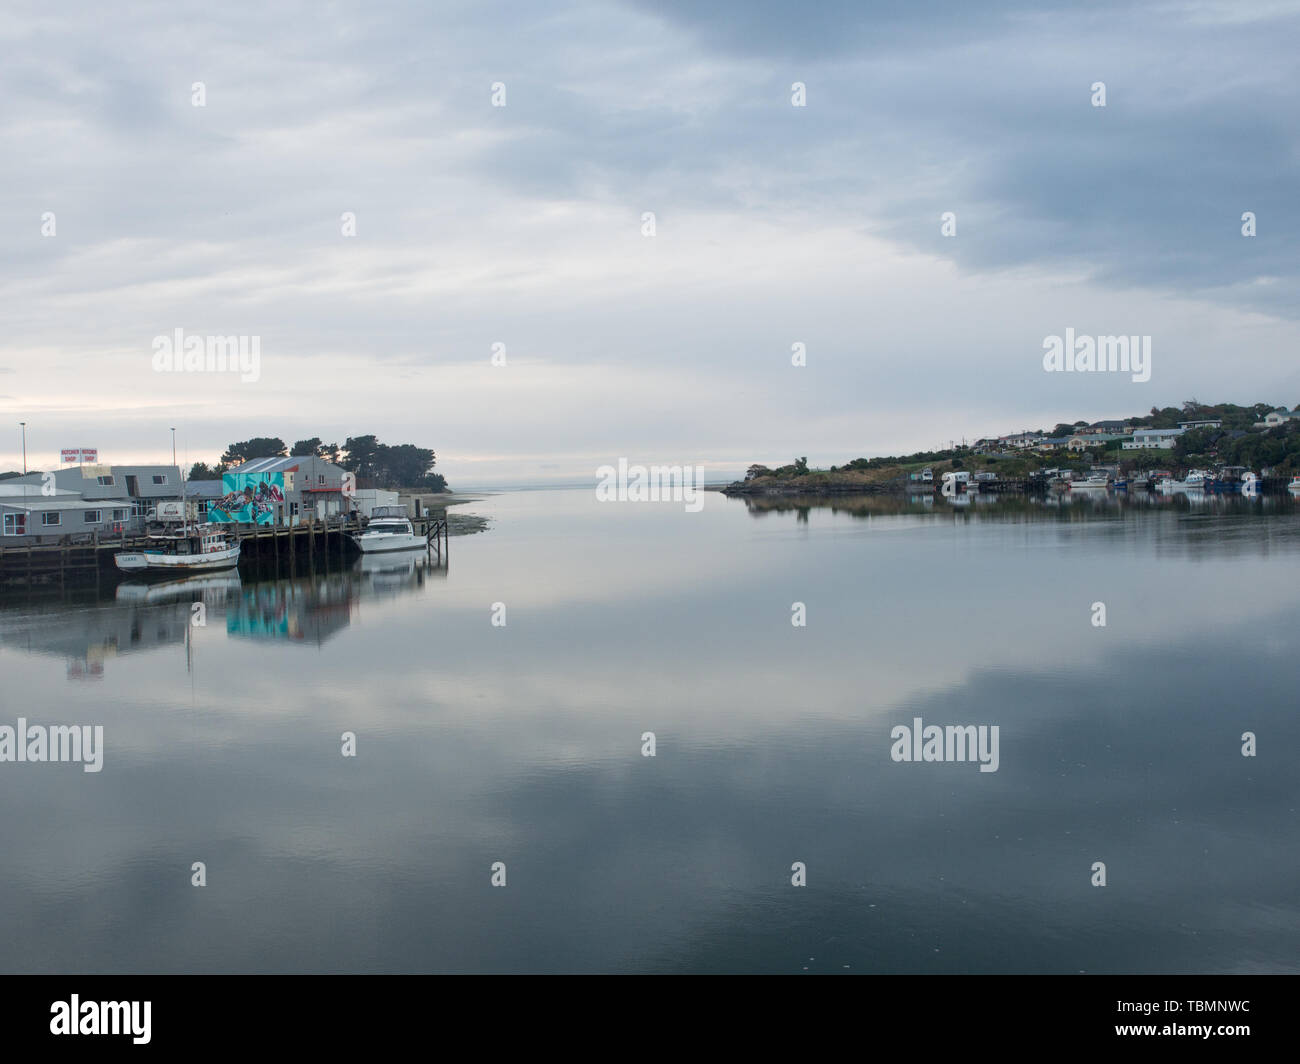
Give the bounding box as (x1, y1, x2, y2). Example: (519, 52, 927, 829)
(1157, 471, 1210, 493)
(1289, 476, 1300, 493)
(352, 508, 428, 553)
(114, 524, 240, 576)
(1069, 474, 1111, 490)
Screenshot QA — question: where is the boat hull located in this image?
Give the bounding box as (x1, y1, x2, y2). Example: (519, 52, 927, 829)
(352, 533, 427, 553)
(114, 545, 241, 576)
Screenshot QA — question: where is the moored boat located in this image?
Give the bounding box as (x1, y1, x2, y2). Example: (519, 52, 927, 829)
(1204, 467, 1252, 492)
(114, 524, 240, 577)
(351, 507, 428, 553)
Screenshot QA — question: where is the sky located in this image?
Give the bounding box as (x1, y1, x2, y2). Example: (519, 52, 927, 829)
(2, 0, 1298, 486)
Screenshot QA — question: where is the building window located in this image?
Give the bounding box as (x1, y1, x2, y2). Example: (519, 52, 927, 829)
(3, 513, 26, 536)
(112, 508, 128, 521)
(152, 474, 167, 484)
(42, 512, 61, 527)
(84, 510, 102, 523)
(97, 475, 115, 486)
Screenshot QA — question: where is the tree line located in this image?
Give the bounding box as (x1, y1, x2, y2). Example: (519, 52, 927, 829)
(188, 436, 447, 491)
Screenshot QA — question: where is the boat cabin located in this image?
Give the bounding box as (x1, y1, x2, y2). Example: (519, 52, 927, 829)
(145, 525, 231, 555)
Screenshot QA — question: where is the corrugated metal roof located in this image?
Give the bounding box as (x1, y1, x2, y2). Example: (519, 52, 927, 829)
(230, 457, 302, 474)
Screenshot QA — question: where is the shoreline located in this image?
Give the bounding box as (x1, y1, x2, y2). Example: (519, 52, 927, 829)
(397, 491, 491, 535)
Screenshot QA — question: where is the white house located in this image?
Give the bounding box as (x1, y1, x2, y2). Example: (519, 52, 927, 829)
(1067, 433, 1127, 452)
(1122, 427, 1185, 450)
(1254, 408, 1298, 429)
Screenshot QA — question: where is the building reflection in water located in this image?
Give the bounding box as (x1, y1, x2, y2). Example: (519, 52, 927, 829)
(0, 551, 446, 677)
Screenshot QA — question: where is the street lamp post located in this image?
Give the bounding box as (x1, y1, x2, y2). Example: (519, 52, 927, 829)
(19, 421, 26, 474)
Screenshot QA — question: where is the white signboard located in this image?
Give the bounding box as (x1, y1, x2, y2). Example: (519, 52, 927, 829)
(61, 448, 98, 463)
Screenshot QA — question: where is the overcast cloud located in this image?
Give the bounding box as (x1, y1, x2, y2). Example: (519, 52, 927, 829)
(2, 0, 1298, 484)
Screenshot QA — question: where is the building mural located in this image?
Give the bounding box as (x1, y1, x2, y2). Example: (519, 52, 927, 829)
(208, 472, 285, 525)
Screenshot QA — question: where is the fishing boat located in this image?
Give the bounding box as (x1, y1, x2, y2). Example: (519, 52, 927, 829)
(114, 524, 240, 576)
(1069, 474, 1111, 490)
(351, 506, 428, 553)
(1157, 469, 1209, 493)
(1204, 467, 1251, 493)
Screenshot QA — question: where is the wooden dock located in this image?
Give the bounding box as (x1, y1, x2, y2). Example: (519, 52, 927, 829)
(0, 511, 451, 589)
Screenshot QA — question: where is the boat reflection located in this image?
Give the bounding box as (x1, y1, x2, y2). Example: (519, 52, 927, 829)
(0, 551, 446, 674)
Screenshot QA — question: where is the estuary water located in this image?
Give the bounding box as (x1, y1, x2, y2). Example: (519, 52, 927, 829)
(1, 487, 1297, 973)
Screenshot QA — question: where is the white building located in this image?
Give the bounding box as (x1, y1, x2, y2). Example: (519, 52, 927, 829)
(1067, 433, 1127, 452)
(348, 488, 399, 517)
(1254, 408, 1298, 429)
(1122, 428, 1185, 450)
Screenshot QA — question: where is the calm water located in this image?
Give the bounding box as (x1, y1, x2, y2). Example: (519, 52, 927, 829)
(1, 488, 1297, 973)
